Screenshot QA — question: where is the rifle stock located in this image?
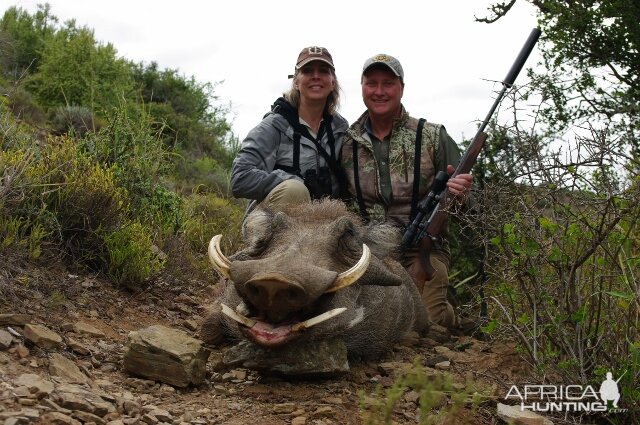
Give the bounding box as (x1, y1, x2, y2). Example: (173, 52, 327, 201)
(403, 28, 541, 279)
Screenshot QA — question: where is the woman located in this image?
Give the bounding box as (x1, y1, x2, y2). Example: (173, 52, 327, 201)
(230, 46, 349, 207)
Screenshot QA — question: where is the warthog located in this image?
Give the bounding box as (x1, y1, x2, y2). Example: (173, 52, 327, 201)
(201, 199, 429, 358)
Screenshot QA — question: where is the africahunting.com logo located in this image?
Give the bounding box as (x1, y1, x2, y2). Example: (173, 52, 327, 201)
(505, 371, 628, 413)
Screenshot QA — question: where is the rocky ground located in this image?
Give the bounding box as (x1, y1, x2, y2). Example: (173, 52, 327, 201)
(0, 258, 546, 425)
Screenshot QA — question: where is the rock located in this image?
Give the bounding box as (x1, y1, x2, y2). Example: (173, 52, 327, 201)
(404, 390, 420, 403)
(435, 360, 451, 370)
(39, 398, 72, 414)
(497, 403, 554, 425)
(183, 319, 199, 331)
(38, 412, 82, 424)
(273, 403, 296, 414)
(0, 329, 14, 349)
(425, 354, 449, 367)
(49, 353, 91, 384)
(310, 406, 335, 419)
(377, 361, 415, 378)
(53, 383, 116, 416)
(13, 344, 30, 358)
(147, 409, 172, 422)
(22, 324, 63, 349)
(66, 337, 91, 355)
(174, 294, 197, 306)
(73, 321, 106, 338)
(223, 338, 349, 376)
(72, 410, 107, 425)
(15, 373, 55, 394)
(0, 314, 31, 326)
(433, 345, 452, 356)
(123, 325, 211, 387)
(291, 417, 307, 425)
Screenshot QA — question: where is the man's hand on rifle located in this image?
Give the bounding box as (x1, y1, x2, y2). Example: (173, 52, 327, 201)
(445, 164, 473, 201)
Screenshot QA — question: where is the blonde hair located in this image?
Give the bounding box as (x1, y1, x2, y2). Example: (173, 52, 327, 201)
(283, 69, 341, 115)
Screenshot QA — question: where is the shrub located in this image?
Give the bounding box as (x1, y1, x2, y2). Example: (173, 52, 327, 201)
(181, 193, 244, 257)
(102, 220, 164, 289)
(359, 360, 487, 424)
(50, 105, 95, 137)
(3, 84, 46, 126)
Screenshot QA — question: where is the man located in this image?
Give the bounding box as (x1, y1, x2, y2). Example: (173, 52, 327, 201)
(341, 54, 473, 331)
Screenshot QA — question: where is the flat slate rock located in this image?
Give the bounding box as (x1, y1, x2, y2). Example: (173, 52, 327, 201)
(223, 338, 349, 376)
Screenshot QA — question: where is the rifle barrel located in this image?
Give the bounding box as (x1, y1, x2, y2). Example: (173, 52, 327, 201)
(476, 27, 541, 137)
(402, 28, 542, 247)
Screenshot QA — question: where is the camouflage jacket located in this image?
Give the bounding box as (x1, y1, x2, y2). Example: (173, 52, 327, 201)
(341, 106, 461, 232)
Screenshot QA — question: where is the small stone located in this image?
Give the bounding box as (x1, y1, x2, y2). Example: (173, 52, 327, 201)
(23, 324, 63, 349)
(73, 322, 106, 338)
(273, 403, 296, 414)
(0, 329, 13, 348)
(435, 360, 451, 370)
(0, 313, 31, 326)
(14, 344, 30, 358)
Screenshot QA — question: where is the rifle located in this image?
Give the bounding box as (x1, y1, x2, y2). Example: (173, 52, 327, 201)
(402, 27, 542, 279)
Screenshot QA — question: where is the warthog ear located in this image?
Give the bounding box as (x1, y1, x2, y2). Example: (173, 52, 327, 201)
(356, 254, 404, 286)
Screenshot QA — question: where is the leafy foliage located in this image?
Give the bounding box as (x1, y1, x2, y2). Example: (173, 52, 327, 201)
(359, 360, 488, 424)
(50, 105, 95, 136)
(457, 118, 640, 418)
(478, 0, 640, 163)
(103, 220, 165, 289)
(131, 62, 238, 195)
(27, 21, 134, 114)
(469, 6, 640, 417)
(0, 4, 56, 78)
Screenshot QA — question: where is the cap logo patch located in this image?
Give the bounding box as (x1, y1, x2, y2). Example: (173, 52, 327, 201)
(308, 46, 325, 56)
(373, 54, 391, 62)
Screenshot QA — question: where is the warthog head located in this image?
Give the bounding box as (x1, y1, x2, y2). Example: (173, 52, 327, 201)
(202, 199, 428, 357)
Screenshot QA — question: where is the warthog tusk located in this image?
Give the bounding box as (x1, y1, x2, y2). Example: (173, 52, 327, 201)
(208, 235, 231, 279)
(291, 307, 347, 331)
(236, 301, 250, 316)
(220, 303, 256, 328)
(325, 244, 371, 293)
(220, 304, 346, 332)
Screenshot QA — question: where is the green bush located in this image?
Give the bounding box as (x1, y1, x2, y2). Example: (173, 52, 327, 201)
(359, 360, 487, 424)
(3, 84, 47, 126)
(181, 193, 244, 256)
(50, 105, 95, 136)
(102, 220, 164, 289)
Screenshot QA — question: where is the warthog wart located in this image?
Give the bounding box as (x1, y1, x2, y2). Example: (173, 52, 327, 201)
(201, 199, 429, 358)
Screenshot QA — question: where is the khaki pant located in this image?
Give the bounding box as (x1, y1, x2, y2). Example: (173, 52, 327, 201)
(263, 179, 310, 207)
(404, 249, 459, 328)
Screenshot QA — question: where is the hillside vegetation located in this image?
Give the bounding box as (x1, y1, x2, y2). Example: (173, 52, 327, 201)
(0, 4, 245, 292)
(1, 2, 639, 424)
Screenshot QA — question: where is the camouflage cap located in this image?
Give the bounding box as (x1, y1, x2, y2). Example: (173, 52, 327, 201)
(295, 46, 335, 70)
(362, 54, 404, 81)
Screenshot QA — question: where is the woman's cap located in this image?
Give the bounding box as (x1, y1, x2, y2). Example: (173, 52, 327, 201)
(295, 46, 335, 70)
(362, 54, 404, 81)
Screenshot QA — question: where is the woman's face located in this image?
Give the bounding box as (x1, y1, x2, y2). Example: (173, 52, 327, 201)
(296, 61, 335, 103)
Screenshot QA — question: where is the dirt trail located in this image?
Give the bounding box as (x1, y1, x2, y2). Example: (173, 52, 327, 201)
(0, 262, 533, 424)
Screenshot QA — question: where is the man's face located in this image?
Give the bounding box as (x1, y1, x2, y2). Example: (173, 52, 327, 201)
(361, 67, 403, 121)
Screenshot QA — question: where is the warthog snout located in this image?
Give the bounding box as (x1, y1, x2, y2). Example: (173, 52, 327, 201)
(244, 275, 307, 323)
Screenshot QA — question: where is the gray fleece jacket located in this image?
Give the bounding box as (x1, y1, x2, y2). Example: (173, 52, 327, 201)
(230, 107, 349, 202)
